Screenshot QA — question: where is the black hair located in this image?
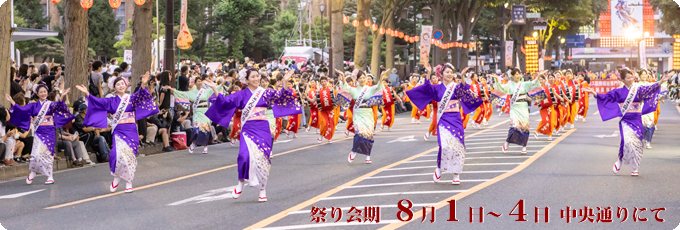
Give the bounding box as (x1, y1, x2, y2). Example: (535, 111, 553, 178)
(157, 71, 171, 85)
(19, 64, 28, 77)
(113, 77, 127, 89)
(93, 61, 103, 70)
(319, 76, 328, 82)
(30, 73, 40, 82)
(180, 65, 189, 74)
(245, 67, 259, 80)
(114, 68, 123, 74)
(510, 67, 521, 76)
(620, 69, 633, 81)
(119, 62, 129, 71)
(227, 69, 237, 78)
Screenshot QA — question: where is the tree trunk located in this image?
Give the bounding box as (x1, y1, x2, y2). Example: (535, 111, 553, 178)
(431, 0, 443, 65)
(0, 2, 11, 108)
(353, 0, 370, 71)
(384, 18, 395, 72)
(131, 0, 154, 88)
(370, 29, 383, 76)
(331, 0, 344, 73)
(64, 0, 89, 100)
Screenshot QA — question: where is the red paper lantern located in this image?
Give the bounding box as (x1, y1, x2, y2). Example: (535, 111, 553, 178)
(386, 28, 392, 36)
(109, 0, 121, 9)
(379, 27, 385, 35)
(352, 19, 359, 27)
(431, 39, 435, 44)
(463, 44, 468, 49)
(364, 20, 370, 27)
(343, 15, 350, 24)
(404, 35, 410, 41)
(371, 24, 378, 32)
(415, 36, 420, 42)
(135, 0, 145, 6)
(51, 0, 62, 3)
(80, 0, 93, 10)
(398, 32, 404, 38)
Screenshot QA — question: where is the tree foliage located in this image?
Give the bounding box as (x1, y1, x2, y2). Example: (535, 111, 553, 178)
(651, 0, 680, 35)
(215, 0, 267, 60)
(88, 0, 121, 58)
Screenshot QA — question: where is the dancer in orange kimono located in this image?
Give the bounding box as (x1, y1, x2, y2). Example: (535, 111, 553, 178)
(470, 73, 485, 129)
(555, 73, 569, 133)
(315, 77, 337, 143)
(381, 79, 401, 131)
(305, 80, 319, 133)
(480, 76, 493, 125)
(228, 82, 243, 147)
(534, 74, 557, 140)
(564, 70, 580, 129)
(424, 74, 440, 141)
(285, 79, 302, 138)
(576, 74, 590, 123)
(405, 76, 422, 123)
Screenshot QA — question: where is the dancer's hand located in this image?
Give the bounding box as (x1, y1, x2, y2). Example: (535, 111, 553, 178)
(75, 85, 90, 96)
(5, 94, 15, 106)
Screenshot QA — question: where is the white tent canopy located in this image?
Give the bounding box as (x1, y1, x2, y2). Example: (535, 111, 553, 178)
(11, 28, 59, 42)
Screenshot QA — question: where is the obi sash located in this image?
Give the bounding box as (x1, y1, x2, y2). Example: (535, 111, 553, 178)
(442, 100, 460, 113)
(39, 115, 54, 126)
(118, 112, 136, 124)
(619, 102, 641, 113)
(247, 107, 268, 121)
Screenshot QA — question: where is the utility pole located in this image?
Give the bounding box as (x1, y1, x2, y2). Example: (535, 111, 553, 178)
(498, 4, 510, 72)
(164, 0, 175, 87)
(475, 35, 480, 73)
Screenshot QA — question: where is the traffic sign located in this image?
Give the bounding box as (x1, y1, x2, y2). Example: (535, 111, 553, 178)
(433, 30, 443, 40)
(565, 35, 585, 47)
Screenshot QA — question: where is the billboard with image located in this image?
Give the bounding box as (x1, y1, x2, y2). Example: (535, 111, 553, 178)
(610, 0, 643, 36)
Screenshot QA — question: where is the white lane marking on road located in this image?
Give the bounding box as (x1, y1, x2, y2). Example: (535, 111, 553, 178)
(168, 186, 236, 206)
(594, 131, 619, 138)
(365, 171, 511, 180)
(465, 138, 509, 142)
(342, 180, 491, 189)
(288, 203, 441, 215)
(466, 145, 547, 150)
(384, 163, 523, 171)
(386, 135, 418, 143)
(255, 220, 402, 229)
(319, 190, 468, 201)
(404, 156, 531, 164)
(593, 111, 600, 115)
(529, 111, 540, 115)
(465, 141, 507, 145)
(274, 140, 292, 144)
(0, 189, 45, 199)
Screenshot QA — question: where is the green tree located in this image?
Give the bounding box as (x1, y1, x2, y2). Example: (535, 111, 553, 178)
(14, 0, 50, 29)
(269, 9, 298, 55)
(88, 0, 121, 58)
(204, 37, 229, 62)
(215, 0, 267, 60)
(113, 21, 133, 57)
(651, 0, 680, 35)
(36, 37, 65, 63)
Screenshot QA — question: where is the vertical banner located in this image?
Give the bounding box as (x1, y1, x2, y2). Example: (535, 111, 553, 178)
(124, 50, 133, 63)
(511, 5, 526, 25)
(419, 26, 433, 65)
(505, 41, 514, 68)
(610, 0, 642, 37)
(639, 40, 647, 69)
(177, 0, 194, 50)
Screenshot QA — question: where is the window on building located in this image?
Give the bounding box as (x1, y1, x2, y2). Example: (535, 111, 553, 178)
(117, 3, 126, 33)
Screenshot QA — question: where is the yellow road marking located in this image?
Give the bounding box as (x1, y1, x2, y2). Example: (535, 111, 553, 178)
(378, 128, 576, 229)
(44, 138, 350, 210)
(244, 120, 510, 230)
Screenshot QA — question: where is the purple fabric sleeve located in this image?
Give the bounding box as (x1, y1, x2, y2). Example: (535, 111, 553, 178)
(455, 83, 483, 115)
(596, 88, 623, 122)
(405, 79, 435, 111)
(131, 87, 160, 120)
(50, 101, 75, 128)
(9, 103, 34, 131)
(84, 95, 111, 128)
(205, 92, 242, 128)
(268, 88, 302, 117)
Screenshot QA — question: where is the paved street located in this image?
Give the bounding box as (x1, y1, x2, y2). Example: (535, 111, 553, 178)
(1, 100, 679, 230)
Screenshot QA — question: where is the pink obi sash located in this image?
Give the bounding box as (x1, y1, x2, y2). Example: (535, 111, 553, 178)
(619, 102, 641, 113)
(248, 107, 268, 121)
(118, 112, 136, 124)
(442, 100, 460, 113)
(39, 115, 54, 126)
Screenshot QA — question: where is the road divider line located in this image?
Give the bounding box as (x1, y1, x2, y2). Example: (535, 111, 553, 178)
(288, 203, 441, 215)
(244, 120, 509, 229)
(342, 179, 491, 189)
(377, 128, 576, 230)
(319, 190, 469, 201)
(44, 138, 352, 210)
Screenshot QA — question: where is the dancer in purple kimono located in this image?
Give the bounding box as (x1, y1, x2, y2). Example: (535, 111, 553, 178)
(406, 64, 482, 185)
(582, 69, 673, 176)
(74, 72, 159, 193)
(206, 68, 299, 202)
(6, 84, 74, 185)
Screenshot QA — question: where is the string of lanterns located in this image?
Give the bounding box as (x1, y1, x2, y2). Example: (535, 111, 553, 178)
(68, 0, 146, 10)
(343, 14, 474, 49)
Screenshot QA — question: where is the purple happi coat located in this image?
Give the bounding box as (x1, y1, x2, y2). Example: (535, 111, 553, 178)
(595, 83, 661, 171)
(10, 100, 74, 177)
(406, 80, 482, 174)
(83, 88, 158, 180)
(206, 87, 300, 189)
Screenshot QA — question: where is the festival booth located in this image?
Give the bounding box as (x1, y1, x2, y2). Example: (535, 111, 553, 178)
(281, 47, 315, 66)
